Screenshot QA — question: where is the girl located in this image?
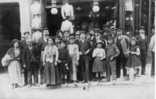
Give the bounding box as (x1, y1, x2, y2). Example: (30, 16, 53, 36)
(126, 37, 141, 81)
(43, 38, 59, 87)
(1, 39, 23, 88)
(92, 41, 106, 80)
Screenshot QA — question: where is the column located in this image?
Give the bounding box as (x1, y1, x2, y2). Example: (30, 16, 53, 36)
(148, 0, 152, 36)
(19, 0, 32, 37)
(119, 0, 125, 31)
(155, 0, 156, 34)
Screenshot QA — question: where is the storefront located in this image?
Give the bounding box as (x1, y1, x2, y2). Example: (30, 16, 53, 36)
(0, 0, 154, 37)
(0, 0, 32, 63)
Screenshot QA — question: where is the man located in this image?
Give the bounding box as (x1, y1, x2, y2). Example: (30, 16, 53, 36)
(20, 32, 31, 86)
(116, 29, 130, 79)
(138, 29, 148, 75)
(67, 34, 79, 82)
(78, 33, 91, 82)
(149, 28, 155, 76)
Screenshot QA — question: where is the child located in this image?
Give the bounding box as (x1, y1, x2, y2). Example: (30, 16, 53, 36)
(92, 41, 106, 80)
(126, 37, 141, 81)
(67, 34, 79, 83)
(106, 36, 120, 81)
(58, 40, 71, 84)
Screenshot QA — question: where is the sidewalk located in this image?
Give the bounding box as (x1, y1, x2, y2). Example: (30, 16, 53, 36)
(0, 73, 154, 99)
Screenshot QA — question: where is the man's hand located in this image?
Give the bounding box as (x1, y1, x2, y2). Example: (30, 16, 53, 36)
(58, 60, 61, 63)
(23, 64, 26, 68)
(110, 56, 114, 61)
(85, 50, 90, 55)
(79, 51, 82, 55)
(43, 62, 45, 66)
(55, 62, 57, 66)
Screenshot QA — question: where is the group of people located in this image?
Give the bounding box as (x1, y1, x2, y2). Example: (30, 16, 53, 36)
(1, 27, 155, 89)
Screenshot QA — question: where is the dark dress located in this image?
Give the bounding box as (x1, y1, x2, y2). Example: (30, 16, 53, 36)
(126, 45, 141, 68)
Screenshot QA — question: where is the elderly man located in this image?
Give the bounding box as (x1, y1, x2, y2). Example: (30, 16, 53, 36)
(78, 33, 91, 82)
(149, 28, 155, 76)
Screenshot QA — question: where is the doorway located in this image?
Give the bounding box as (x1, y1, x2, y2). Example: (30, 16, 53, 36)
(0, 3, 20, 67)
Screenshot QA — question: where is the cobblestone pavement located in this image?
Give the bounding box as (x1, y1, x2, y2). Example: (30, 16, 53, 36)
(0, 73, 154, 99)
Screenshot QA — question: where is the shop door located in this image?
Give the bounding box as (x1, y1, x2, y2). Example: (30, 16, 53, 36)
(0, 3, 20, 67)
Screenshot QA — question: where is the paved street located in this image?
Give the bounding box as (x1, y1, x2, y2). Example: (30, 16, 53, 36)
(0, 73, 154, 99)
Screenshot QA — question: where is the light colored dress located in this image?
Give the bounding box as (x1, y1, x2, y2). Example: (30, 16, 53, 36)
(92, 48, 106, 73)
(2, 48, 22, 85)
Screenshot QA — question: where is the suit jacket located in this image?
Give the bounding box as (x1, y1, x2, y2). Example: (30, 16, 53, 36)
(78, 40, 91, 55)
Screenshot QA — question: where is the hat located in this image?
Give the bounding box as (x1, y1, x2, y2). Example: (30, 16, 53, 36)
(96, 40, 103, 44)
(75, 31, 80, 35)
(69, 34, 75, 39)
(131, 37, 136, 41)
(94, 28, 101, 33)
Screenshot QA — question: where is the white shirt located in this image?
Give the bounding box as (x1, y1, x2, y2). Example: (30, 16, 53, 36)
(149, 34, 155, 52)
(68, 44, 79, 60)
(31, 1, 41, 15)
(92, 48, 106, 59)
(61, 3, 74, 19)
(32, 31, 42, 43)
(31, 16, 41, 29)
(43, 45, 58, 63)
(61, 20, 73, 34)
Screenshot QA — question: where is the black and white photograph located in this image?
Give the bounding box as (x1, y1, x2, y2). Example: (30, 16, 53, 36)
(0, 0, 155, 99)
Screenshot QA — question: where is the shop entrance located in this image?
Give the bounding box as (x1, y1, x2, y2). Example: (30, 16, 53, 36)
(0, 3, 20, 67)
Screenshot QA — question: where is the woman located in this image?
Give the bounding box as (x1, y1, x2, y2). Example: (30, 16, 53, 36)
(1, 39, 23, 88)
(42, 38, 59, 87)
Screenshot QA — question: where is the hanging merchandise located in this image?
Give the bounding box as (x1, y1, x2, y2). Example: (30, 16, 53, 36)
(92, 1, 100, 13)
(51, 0, 58, 15)
(31, 15, 41, 29)
(61, 0, 74, 20)
(51, 7, 58, 15)
(61, 19, 74, 34)
(125, 0, 133, 11)
(31, 1, 41, 15)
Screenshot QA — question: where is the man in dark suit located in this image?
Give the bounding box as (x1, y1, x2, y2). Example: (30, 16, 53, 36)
(78, 33, 91, 82)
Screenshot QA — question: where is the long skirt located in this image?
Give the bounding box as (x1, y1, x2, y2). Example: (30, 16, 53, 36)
(8, 60, 22, 85)
(44, 62, 56, 85)
(92, 58, 105, 73)
(70, 55, 78, 81)
(126, 55, 141, 68)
